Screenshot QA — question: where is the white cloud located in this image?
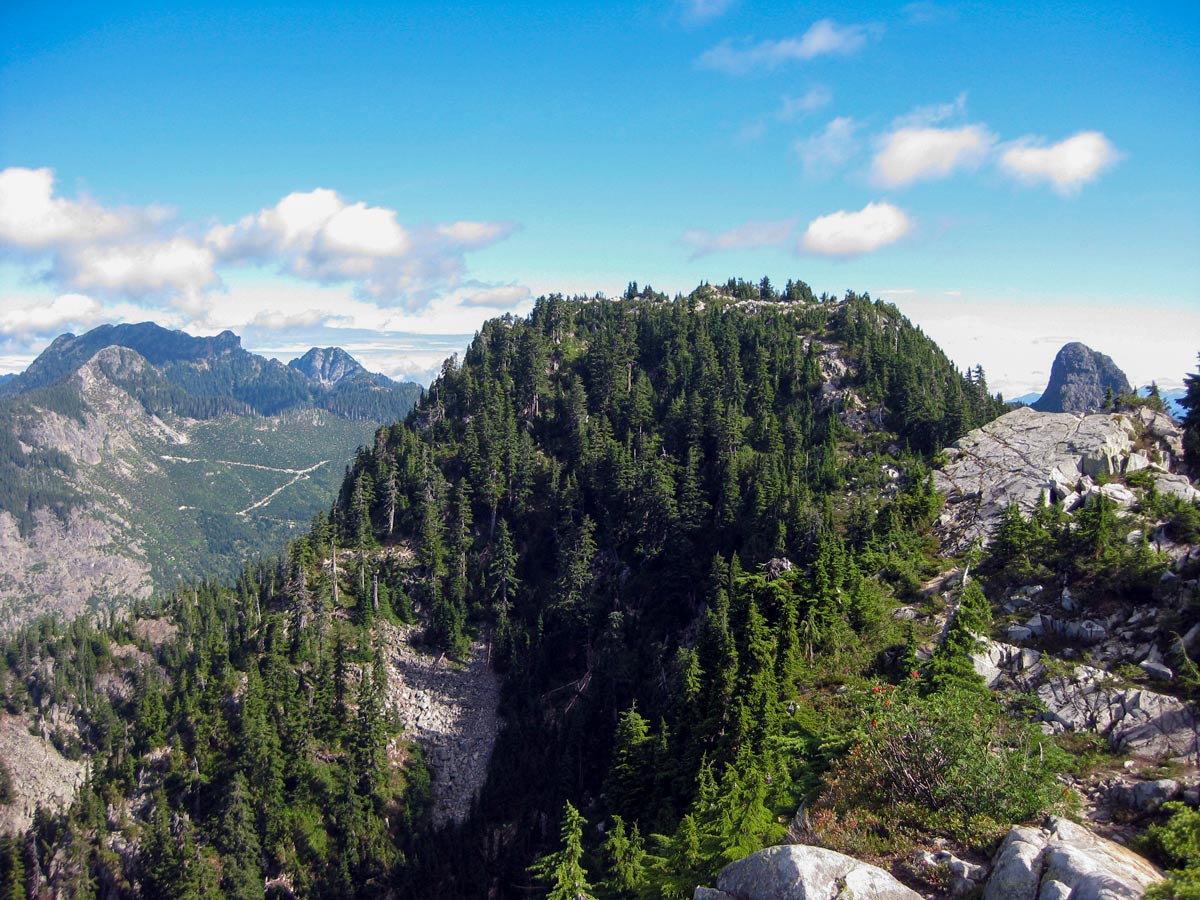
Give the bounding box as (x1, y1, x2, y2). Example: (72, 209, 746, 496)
(64, 237, 217, 305)
(209, 189, 515, 305)
(207, 189, 409, 267)
(436, 220, 515, 247)
(801, 202, 912, 256)
(455, 283, 531, 308)
(698, 19, 879, 74)
(0, 167, 168, 250)
(0, 293, 103, 336)
(999, 131, 1121, 194)
(736, 86, 831, 145)
(902, 2, 957, 25)
(681, 218, 795, 258)
(872, 124, 995, 187)
(796, 117, 861, 177)
(678, 0, 736, 24)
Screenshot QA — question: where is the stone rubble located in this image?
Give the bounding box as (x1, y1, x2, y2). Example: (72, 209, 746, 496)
(378, 622, 501, 828)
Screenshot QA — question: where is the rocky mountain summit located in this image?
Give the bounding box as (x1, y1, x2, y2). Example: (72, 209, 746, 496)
(288, 346, 370, 385)
(934, 405, 1195, 552)
(1032, 342, 1131, 414)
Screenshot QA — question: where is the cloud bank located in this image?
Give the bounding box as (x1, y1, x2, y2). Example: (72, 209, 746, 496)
(0, 167, 521, 328)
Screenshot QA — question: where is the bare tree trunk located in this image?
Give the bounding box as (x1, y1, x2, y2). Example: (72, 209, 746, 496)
(331, 545, 339, 606)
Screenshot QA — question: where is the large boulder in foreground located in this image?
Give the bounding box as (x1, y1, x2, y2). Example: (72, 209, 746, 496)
(984, 817, 1160, 900)
(1032, 343, 1131, 414)
(694, 844, 923, 900)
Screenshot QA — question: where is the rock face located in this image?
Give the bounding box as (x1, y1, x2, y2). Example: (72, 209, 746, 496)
(983, 818, 1160, 900)
(1032, 343, 1132, 414)
(972, 640, 1199, 764)
(934, 406, 1195, 552)
(694, 844, 924, 900)
(1037, 665, 1200, 764)
(0, 715, 87, 835)
(287, 346, 367, 385)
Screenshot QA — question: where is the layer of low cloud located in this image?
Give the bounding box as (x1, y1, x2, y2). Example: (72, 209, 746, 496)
(681, 218, 795, 258)
(999, 132, 1122, 194)
(893, 293, 1199, 397)
(0, 168, 521, 324)
(801, 202, 912, 256)
(699, 19, 879, 74)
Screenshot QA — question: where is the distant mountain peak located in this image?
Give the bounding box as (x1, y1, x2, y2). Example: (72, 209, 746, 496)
(2, 322, 243, 395)
(287, 347, 367, 386)
(1031, 342, 1131, 414)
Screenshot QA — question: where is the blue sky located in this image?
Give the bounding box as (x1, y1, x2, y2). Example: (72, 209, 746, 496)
(1, 0, 1197, 393)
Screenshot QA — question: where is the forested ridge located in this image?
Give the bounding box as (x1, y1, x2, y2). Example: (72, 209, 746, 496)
(0, 282, 1100, 900)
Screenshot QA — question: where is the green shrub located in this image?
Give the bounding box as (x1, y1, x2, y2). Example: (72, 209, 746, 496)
(814, 681, 1068, 851)
(1145, 802, 1200, 900)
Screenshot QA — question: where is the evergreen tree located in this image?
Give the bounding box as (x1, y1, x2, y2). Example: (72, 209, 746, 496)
(528, 801, 597, 900)
(1182, 353, 1200, 472)
(216, 772, 263, 900)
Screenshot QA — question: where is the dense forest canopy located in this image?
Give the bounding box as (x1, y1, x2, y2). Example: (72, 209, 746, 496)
(0, 284, 1090, 900)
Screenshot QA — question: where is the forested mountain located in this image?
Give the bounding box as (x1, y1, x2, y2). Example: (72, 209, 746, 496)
(1, 284, 1196, 899)
(1, 323, 421, 423)
(0, 325, 421, 629)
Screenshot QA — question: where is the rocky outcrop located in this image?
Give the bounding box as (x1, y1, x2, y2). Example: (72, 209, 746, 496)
(934, 407, 1196, 552)
(983, 818, 1160, 900)
(1037, 666, 1200, 764)
(1032, 343, 1131, 414)
(379, 623, 501, 828)
(971, 639, 1199, 764)
(0, 715, 87, 835)
(694, 844, 924, 900)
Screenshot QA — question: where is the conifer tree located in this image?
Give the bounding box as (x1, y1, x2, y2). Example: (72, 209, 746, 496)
(600, 816, 647, 898)
(528, 801, 596, 900)
(216, 772, 263, 900)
